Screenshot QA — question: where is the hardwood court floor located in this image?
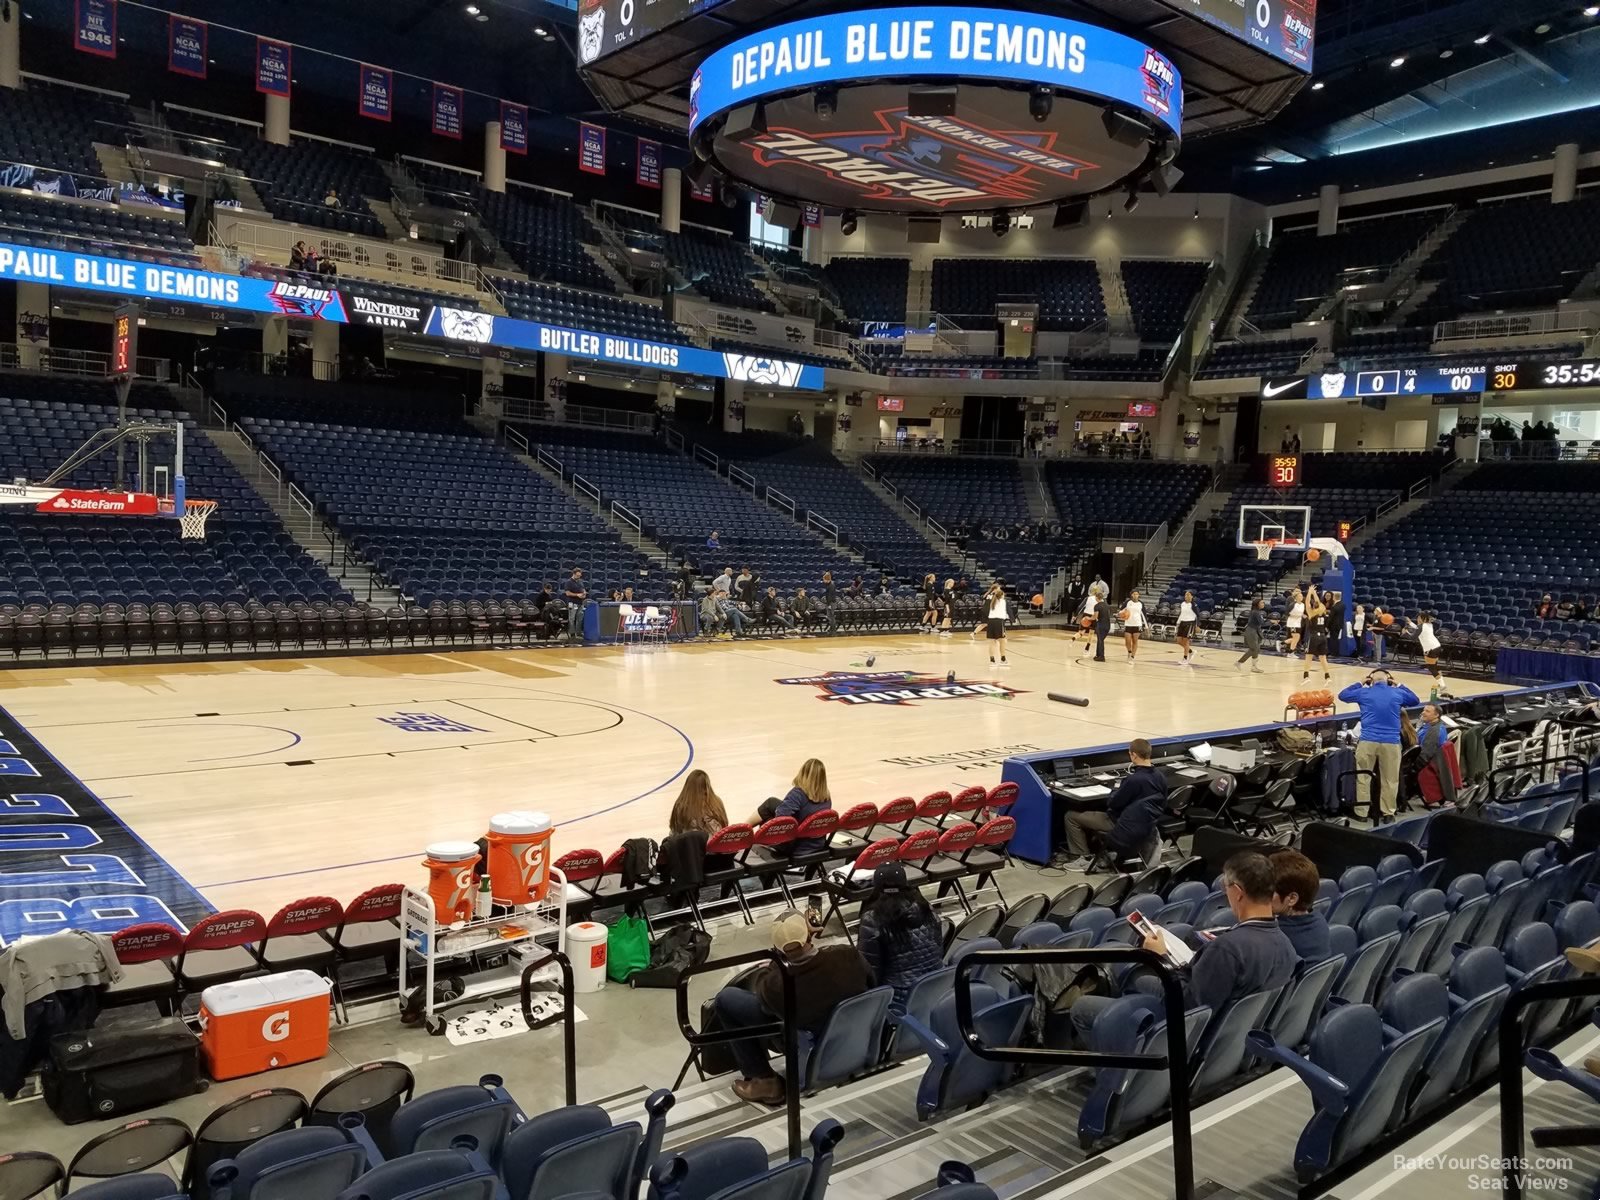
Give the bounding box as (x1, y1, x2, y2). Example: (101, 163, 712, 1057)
(2, 630, 1510, 917)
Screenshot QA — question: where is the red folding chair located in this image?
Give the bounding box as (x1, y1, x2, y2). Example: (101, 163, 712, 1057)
(740, 816, 799, 907)
(704, 824, 757, 923)
(177, 910, 267, 997)
(875, 796, 917, 836)
(259, 896, 342, 976)
(983, 782, 1020, 817)
(103, 922, 183, 1013)
(922, 822, 982, 912)
(948, 786, 989, 825)
(786, 809, 841, 892)
(896, 828, 942, 887)
(827, 802, 880, 860)
(818, 837, 902, 941)
(963, 816, 1018, 904)
(554, 848, 607, 916)
(913, 790, 954, 829)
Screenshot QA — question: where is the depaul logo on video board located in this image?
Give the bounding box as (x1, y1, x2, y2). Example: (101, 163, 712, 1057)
(776, 670, 1022, 706)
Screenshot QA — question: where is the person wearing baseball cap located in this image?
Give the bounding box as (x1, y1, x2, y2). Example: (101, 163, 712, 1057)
(857, 863, 944, 1015)
(712, 909, 873, 1105)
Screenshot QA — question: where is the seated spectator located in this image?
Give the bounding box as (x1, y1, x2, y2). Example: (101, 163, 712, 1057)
(621, 586, 635, 604)
(699, 590, 728, 639)
(716, 588, 747, 636)
(1555, 597, 1576, 621)
(856, 864, 945, 1014)
(669, 769, 729, 836)
(1268, 849, 1331, 962)
(607, 588, 622, 602)
(756, 758, 833, 853)
(1573, 598, 1591, 621)
(1071, 851, 1295, 1049)
(760, 586, 795, 631)
(706, 529, 722, 551)
(1061, 738, 1167, 871)
(1536, 594, 1555, 619)
(792, 587, 822, 631)
(713, 911, 872, 1104)
(323, 186, 341, 209)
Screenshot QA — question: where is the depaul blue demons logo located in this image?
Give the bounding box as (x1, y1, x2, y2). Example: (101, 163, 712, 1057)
(777, 670, 1022, 706)
(1281, 0, 1314, 65)
(746, 108, 1096, 207)
(267, 281, 347, 322)
(1140, 49, 1176, 119)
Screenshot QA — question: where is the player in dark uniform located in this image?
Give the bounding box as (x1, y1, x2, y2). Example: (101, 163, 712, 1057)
(1302, 584, 1332, 683)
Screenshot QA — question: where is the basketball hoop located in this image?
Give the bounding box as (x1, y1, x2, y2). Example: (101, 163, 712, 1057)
(1253, 539, 1278, 561)
(177, 499, 217, 540)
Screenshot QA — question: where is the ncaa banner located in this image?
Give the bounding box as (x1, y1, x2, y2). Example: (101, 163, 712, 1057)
(690, 177, 714, 202)
(432, 83, 464, 140)
(359, 64, 394, 122)
(256, 37, 292, 98)
(74, 0, 117, 58)
(636, 138, 662, 189)
(802, 203, 821, 228)
(500, 101, 529, 155)
(579, 123, 607, 176)
(168, 14, 207, 78)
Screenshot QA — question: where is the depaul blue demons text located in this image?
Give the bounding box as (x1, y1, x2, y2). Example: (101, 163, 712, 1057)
(691, 9, 1182, 139)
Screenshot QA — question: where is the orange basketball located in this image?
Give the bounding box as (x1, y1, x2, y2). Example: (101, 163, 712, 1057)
(1306, 548, 1321, 562)
(1118, 609, 1130, 622)
(1031, 593, 1044, 607)
(1380, 612, 1396, 626)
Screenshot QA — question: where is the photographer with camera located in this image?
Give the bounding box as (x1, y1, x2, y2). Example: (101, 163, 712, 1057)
(1337, 668, 1420, 823)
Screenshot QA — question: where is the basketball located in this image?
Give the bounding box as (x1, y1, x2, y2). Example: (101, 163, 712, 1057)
(1080, 616, 1094, 629)
(1031, 593, 1044, 607)
(1306, 548, 1321, 561)
(1381, 612, 1396, 626)
(1118, 609, 1130, 622)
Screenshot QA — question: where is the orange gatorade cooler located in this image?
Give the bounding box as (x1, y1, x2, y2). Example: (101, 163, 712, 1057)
(487, 811, 555, 905)
(199, 970, 331, 1080)
(423, 840, 482, 923)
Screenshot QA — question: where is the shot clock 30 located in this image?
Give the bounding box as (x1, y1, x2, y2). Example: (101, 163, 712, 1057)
(1269, 454, 1300, 488)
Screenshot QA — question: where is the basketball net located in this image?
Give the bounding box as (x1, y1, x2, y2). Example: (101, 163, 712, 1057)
(178, 499, 217, 540)
(1253, 539, 1278, 561)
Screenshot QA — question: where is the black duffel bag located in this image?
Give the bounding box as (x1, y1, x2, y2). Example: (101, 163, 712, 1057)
(43, 1017, 204, 1124)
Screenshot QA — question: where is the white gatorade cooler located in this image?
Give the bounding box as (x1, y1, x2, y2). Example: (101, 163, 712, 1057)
(486, 811, 554, 906)
(567, 921, 608, 992)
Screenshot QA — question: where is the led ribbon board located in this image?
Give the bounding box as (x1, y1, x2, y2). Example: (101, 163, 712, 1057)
(690, 9, 1181, 213)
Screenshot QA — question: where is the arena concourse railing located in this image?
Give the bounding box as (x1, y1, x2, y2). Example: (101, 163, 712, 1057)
(1496, 975, 1600, 1200)
(951, 946, 1199, 1200)
(519, 948, 579, 1107)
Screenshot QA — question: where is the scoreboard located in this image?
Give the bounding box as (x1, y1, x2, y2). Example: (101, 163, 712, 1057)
(1172, 0, 1314, 72)
(1260, 357, 1600, 401)
(577, 0, 733, 64)
(1267, 453, 1300, 487)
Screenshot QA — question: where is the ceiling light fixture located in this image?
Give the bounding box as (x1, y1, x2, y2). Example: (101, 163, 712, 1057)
(1439, 48, 1454, 58)
(533, 24, 547, 34)
(1473, 33, 1492, 44)
(1389, 55, 1407, 67)
(465, 4, 479, 12)
(1311, 80, 1325, 90)
(1534, 22, 1552, 33)
(1587, 6, 1600, 16)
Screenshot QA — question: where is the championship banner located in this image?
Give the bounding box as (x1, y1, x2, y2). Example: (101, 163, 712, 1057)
(432, 83, 464, 140)
(690, 177, 714, 202)
(579, 122, 607, 176)
(802, 203, 821, 228)
(74, 0, 117, 58)
(255, 37, 292, 98)
(358, 64, 393, 122)
(636, 138, 662, 189)
(499, 101, 529, 155)
(167, 14, 207, 78)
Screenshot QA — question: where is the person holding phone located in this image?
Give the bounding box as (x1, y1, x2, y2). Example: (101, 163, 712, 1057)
(1337, 669, 1420, 823)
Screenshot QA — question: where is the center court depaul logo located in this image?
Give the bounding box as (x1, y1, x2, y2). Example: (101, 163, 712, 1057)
(776, 670, 1022, 706)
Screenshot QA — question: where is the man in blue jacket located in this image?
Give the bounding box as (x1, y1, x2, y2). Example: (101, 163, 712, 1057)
(1338, 669, 1419, 823)
(1062, 738, 1167, 869)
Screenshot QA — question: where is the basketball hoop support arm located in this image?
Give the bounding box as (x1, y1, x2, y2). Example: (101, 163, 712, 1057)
(42, 420, 185, 513)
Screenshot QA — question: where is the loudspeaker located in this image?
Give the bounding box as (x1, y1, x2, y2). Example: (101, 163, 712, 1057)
(907, 86, 957, 117)
(1149, 164, 1184, 196)
(762, 198, 802, 229)
(1101, 109, 1147, 148)
(685, 157, 715, 190)
(723, 102, 767, 140)
(906, 215, 941, 244)
(1052, 199, 1089, 229)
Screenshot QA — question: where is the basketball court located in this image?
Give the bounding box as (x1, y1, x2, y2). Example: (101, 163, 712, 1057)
(0, 628, 1511, 934)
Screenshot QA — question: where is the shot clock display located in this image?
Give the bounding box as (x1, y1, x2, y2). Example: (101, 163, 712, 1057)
(110, 303, 137, 383)
(1268, 454, 1300, 488)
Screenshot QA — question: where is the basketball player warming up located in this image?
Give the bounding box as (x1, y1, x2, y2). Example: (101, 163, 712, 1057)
(1284, 588, 1305, 653)
(1301, 585, 1332, 683)
(1402, 611, 1446, 697)
(1121, 589, 1146, 663)
(984, 582, 1010, 668)
(1175, 590, 1197, 666)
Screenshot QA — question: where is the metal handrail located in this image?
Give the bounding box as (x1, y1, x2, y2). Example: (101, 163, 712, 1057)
(572, 474, 601, 503)
(1488, 754, 1592, 806)
(694, 445, 720, 471)
(806, 512, 839, 542)
(519, 950, 578, 1107)
(951, 947, 1196, 1200)
(768, 487, 796, 517)
(728, 464, 757, 491)
(674, 949, 802, 1159)
(503, 426, 531, 454)
(611, 501, 643, 533)
(1497, 975, 1600, 1199)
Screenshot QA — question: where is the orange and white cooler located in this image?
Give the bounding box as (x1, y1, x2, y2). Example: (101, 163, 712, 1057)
(199, 970, 331, 1080)
(486, 811, 554, 905)
(423, 840, 482, 923)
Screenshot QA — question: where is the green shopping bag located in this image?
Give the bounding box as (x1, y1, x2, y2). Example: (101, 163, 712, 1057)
(606, 914, 652, 982)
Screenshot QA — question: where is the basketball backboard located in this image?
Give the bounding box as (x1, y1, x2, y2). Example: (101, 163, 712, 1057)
(1237, 504, 1311, 559)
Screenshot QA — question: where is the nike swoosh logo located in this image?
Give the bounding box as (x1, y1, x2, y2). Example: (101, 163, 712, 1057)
(1262, 380, 1300, 397)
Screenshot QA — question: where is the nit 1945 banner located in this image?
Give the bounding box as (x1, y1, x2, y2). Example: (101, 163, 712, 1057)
(432, 83, 464, 139)
(256, 37, 292, 98)
(579, 123, 607, 176)
(74, 0, 117, 58)
(359, 64, 393, 122)
(167, 14, 206, 78)
(500, 101, 528, 155)
(636, 139, 662, 189)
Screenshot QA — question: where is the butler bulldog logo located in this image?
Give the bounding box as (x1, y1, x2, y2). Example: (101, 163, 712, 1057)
(1319, 372, 1348, 397)
(777, 670, 1022, 707)
(743, 108, 1097, 208)
(578, 0, 606, 63)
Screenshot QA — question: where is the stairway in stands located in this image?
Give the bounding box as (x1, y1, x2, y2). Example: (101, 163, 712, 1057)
(201, 425, 402, 606)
